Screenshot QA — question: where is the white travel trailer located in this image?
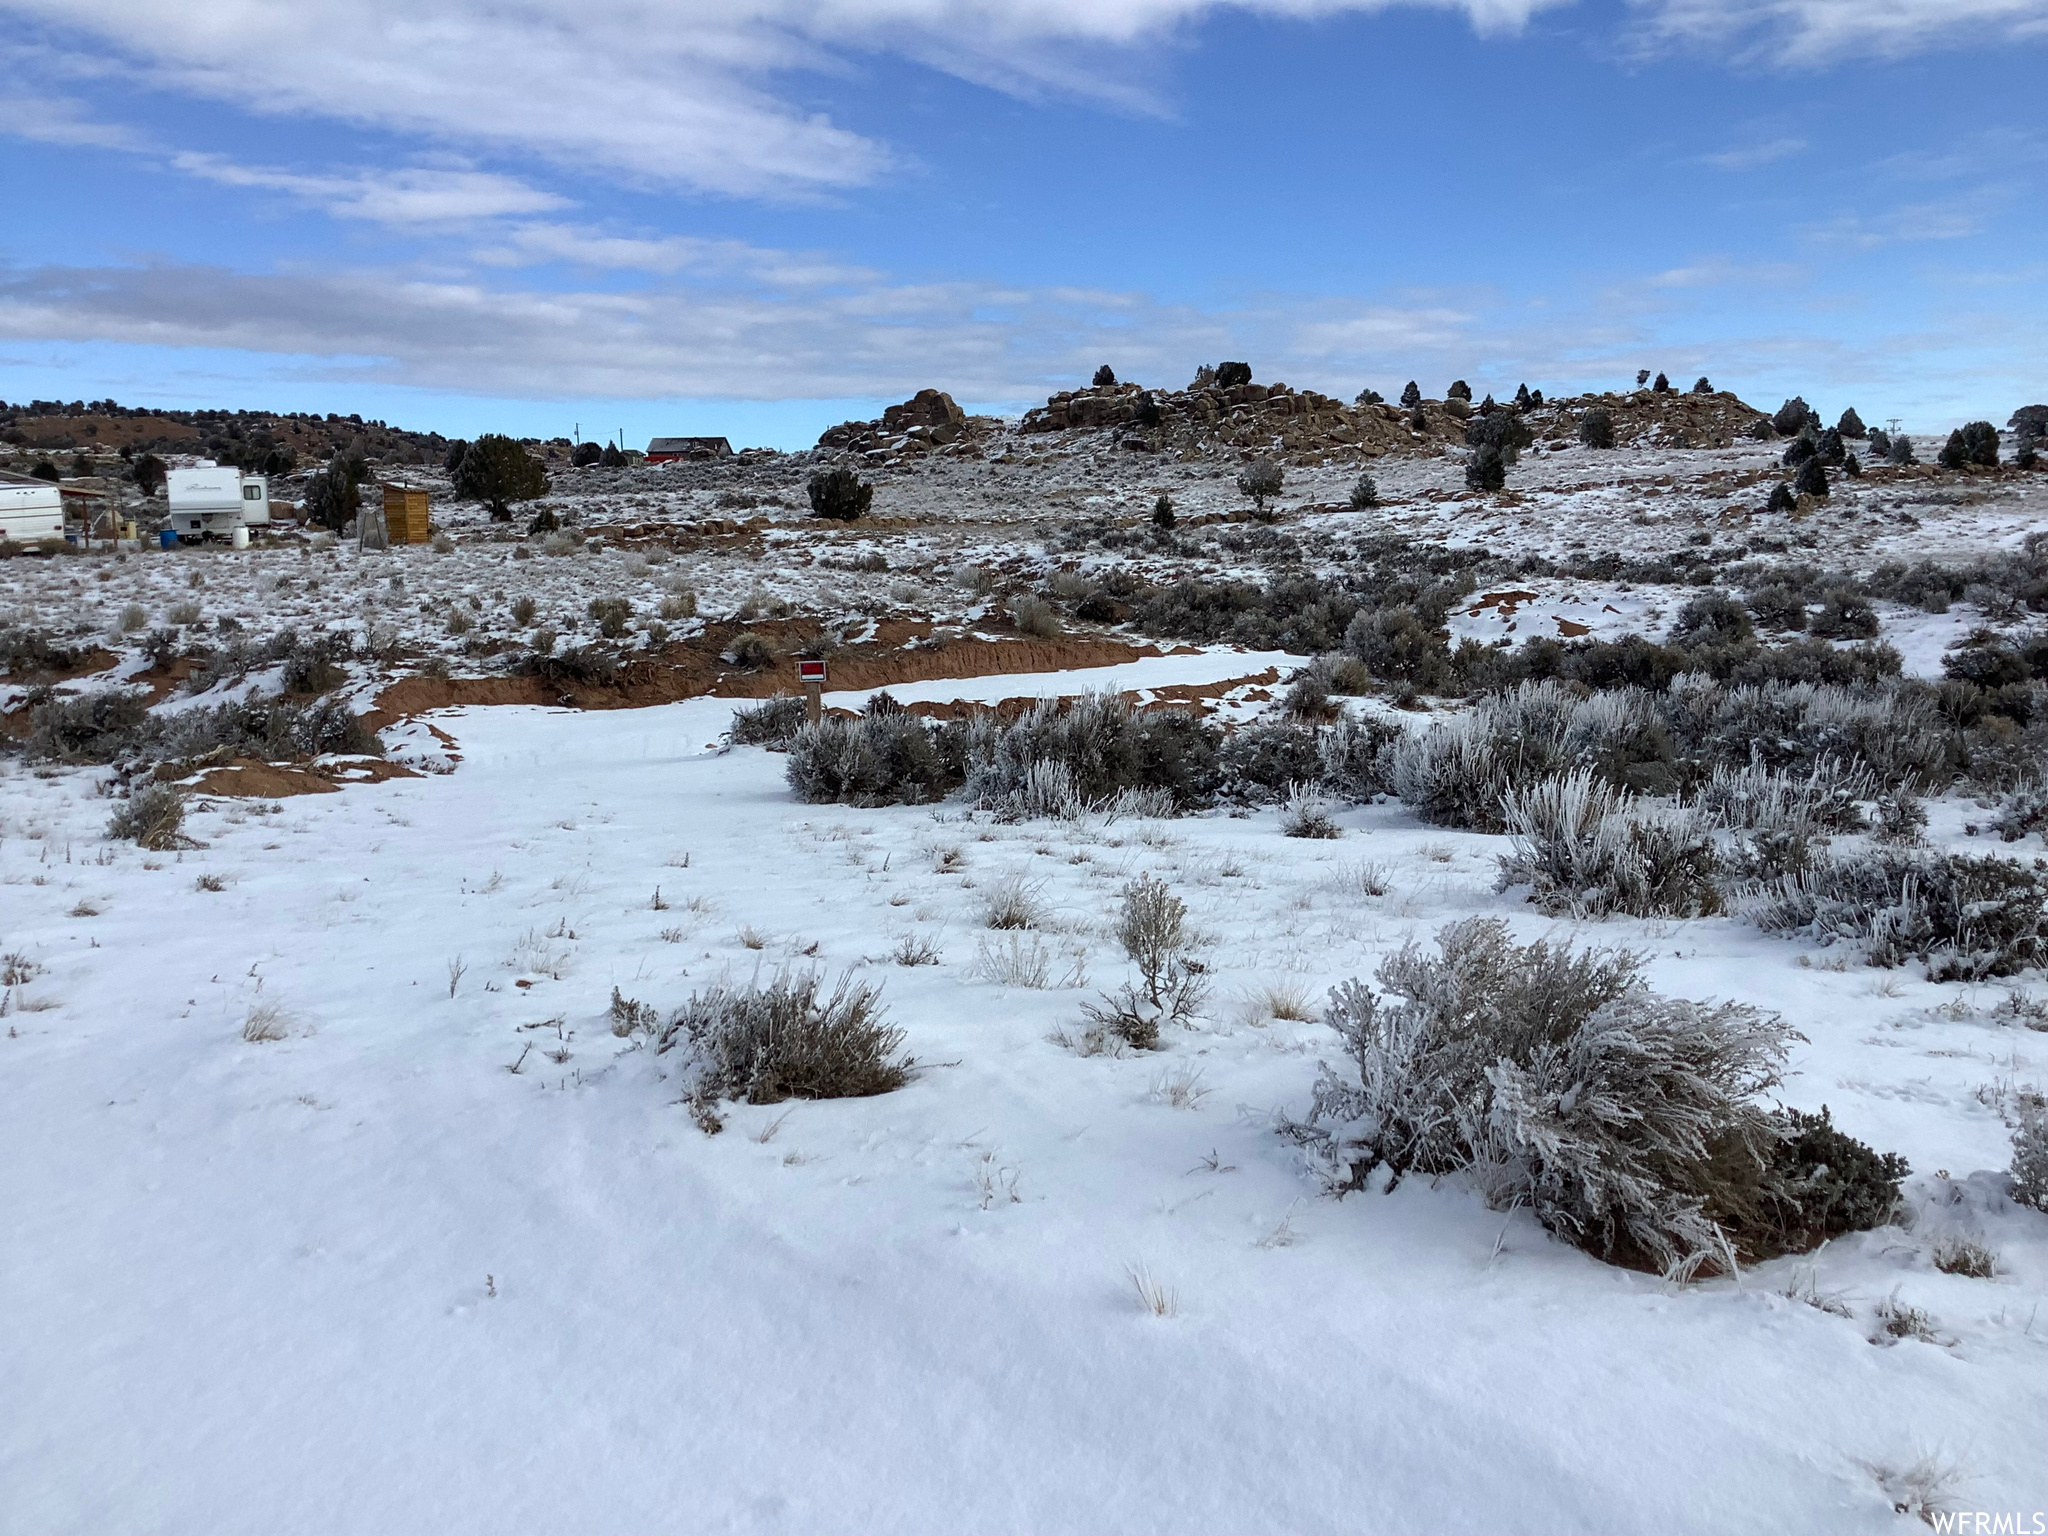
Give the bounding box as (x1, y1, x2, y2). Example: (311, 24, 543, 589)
(0, 482, 65, 543)
(167, 466, 270, 540)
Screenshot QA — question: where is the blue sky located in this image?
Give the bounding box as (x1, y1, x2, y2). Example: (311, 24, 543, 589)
(1, 0, 2042, 449)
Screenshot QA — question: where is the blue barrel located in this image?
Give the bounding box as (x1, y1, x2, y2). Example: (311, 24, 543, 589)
(158, 529, 179, 550)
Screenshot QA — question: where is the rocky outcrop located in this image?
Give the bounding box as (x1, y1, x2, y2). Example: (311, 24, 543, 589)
(1018, 378, 1452, 461)
(1525, 389, 1769, 450)
(817, 389, 997, 461)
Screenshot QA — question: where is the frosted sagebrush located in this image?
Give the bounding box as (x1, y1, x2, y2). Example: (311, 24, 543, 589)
(1497, 770, 1720, 919)
(655, 969, 909, 1113)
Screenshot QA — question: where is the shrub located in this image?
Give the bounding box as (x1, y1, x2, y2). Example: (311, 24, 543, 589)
(1807, 587, 1877, 639)
(965, 693, 1219, 815)
(1745, 584, 1808, 632)
(1497, 771, 1720, 918)
(1296, 919, 1798, 1276)
(1216, 361, 1252, 389)
(587, 597, 632, 638)
(1010, 594, 1060, 638)
(724, 632, 773, 670)
(2011, 1105, 2048, 1212)
(1092, 364, 1117, 387)
(1081, 875, 1204, 1049)
(730, 695, 806, 746)
(1741, 849, 2047, 980)
(520, 643, 619, 688)
(1348, 473, 1380, 510)
(654, 970, 909, 1117)
(510, 595, 537, 626)
(785, 710, 956, 806)
(1344, 604, 1451, 690)
(106, 781, 188, 848)
(1793, 456, 1830, 499)
(1577, 409, 1615, 449)
(601, 443, 628, 468)
(1236, 454, 1284, 517)
(1753, 1108, 1908, 1251)
(807, 466, 872, 521)
(1670, 591, 1754, 649)
(453, 434, 549, 521)
(1887, 433, 1917, 466)
(1695, 754, 1873, 838)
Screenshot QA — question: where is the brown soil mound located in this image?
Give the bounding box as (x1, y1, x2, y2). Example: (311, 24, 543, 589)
(364, 626, 1179, 730)
(160, 754, 421, 798)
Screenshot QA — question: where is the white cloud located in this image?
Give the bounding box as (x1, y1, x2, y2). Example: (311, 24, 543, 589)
(0, 90, 147, 150)
(1, 0, 1569, 198)
(168, 155, 569, 224)
(1630, 0, 2048, 65)
(472, 223, 878, 284)
(1696, 136, 1805, 170)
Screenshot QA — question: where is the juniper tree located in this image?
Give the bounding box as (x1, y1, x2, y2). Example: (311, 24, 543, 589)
(1867, 428, 1892, 460)
(1766, 481, 1797, 512)
(1783, 433, 1817, 467)
(443, 440, 469, 475)
(1236, 454, 1283, 517)
(1216, 361, 1252, 389)
(600, 442, 627, 468)
(1514, 383, 1531, 408)
(1794, 455, 1830, 499)
(1637, 370, 1652, 388)
(807, 465, 873, 521)
(1693, 376, 1713, 394)
(1356, 387, 1384, 405)
(1447, 379, 1472, 401)
(129, 452, 166, 496)
(453, 434, 549, 522)
(1465, 442, 1507, 492)
(1835, 407, 1866, 438)
(1092, 364, 1117, 387)
(1578, 409, 1615, 449)
(1349, 472, 1380, 510)
(571, 441, 602, 467)
(1773, 397, 1815, 436)
(1400, 381, 1422, 409)
(1887, 433, 1917, 465)
(1151, 494, 1175, 530)
(1817, 427, 1845, 465)
(1652, 372, 1672, 393)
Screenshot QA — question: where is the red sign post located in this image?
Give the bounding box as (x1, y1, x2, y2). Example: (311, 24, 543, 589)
(797, 658, 826, 723)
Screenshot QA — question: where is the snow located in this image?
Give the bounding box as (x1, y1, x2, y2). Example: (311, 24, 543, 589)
(6, 676, 2046, 1533)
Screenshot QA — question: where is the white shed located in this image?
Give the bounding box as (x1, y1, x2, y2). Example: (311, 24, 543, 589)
(167, 467, 270, 539)
(0, 483, 64, 543)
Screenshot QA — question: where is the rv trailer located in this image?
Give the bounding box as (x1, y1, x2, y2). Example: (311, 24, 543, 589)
(0, 483, 65, 544)
(167, 467, 271, 541)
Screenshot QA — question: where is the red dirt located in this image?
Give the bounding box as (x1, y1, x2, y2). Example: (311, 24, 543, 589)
(363, 627, 1182, 731)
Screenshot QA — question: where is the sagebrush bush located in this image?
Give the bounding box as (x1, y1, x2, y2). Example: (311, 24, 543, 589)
(2011, 1105, 2048, 1211)
(785, 709, 956, 806)
(1296, 919, 1798, 1276)
(29, 690, 378, 766)
(1280, 783, 1342, 839)
(1082, 874, 1204, 1049)
(106, 780, 187, 849)
(965, 693, 1218, 816)
(1010, 594, 1060, 638)
(1741, 848, 2048, 980)
(1694, 754, 1873, 838)
(730, 695, 806, 747)
(1497, 770, 1720, 918)
(655, 970, 908, 1121)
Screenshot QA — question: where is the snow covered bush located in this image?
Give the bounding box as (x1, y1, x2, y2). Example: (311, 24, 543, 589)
(964, 693, 1218, 816)
(1082, 874, 1204, 1050)
(2010, 1103, 2048, 1211)
(785, 709, 955, 806)
(1497, 770, 1720, 918)
(655, 970, 909, 1124)
(1693, 754, 1873, 838)
(1296, 919, 1800, 1276)
(1280, 782, 1342, 839)
(106, 781, 187, 849)
(730, 695, 806, 747)
(1740, 849, 2048, 980)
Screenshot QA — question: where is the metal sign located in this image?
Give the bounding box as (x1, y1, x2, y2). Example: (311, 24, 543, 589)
(797, 658, 828, 682)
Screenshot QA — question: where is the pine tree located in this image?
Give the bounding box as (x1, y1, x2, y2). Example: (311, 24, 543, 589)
(1887, 433, 1917, 466)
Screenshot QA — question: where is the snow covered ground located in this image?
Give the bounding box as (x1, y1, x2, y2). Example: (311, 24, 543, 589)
(6, 669, 2046, 1533)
